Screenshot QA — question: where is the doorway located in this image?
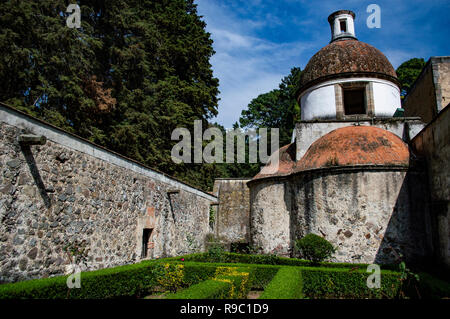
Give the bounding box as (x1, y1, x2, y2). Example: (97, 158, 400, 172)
(141, 228, 153, 258)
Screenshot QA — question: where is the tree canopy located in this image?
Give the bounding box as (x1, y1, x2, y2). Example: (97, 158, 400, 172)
(0, 0, 220, 190)
(395, 58, 426, 98)
(238, 67, 301, 147)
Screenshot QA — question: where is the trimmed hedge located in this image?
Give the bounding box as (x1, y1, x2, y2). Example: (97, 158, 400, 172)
(260, 267, 303, 299)
(0, 260, 162, 299)
(248, 265, 280, 290)
(180, 252, 398, 270)
(2, 254, 447, 299)
(166, 279, 231, 299)
(301, 267, 402, 299)
(167, 266, 252, 299)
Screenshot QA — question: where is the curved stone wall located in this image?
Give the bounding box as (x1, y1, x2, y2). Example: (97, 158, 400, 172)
(291, 169, 432, 264)
(249, 168, 433, 264)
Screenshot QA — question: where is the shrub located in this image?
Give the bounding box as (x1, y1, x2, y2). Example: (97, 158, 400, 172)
(213, 267, 252, 299)
(295, 234, 335, 263)
(206, 244, 227, 262)
(259, 267, 303, 299)
(416, 272, 450, 299)
(182, 264, 218, 286)
(154, 263, 184, 293)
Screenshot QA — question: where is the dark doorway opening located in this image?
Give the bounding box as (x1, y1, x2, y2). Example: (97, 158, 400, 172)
(344, 88, 366, 115)
(142, 228, 153, 258)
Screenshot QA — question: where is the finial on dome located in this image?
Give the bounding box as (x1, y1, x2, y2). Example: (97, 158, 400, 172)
(328, 10, 357, 42)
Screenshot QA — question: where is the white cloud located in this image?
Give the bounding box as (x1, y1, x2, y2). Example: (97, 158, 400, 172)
(196, 0, 318, 128)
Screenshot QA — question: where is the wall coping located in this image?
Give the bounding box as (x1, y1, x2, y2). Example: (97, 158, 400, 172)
(0, 102, 217, 201)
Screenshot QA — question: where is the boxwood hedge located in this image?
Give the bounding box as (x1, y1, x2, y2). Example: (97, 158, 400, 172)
(259, 267, 303, 299)
(301, 267, 402, 299)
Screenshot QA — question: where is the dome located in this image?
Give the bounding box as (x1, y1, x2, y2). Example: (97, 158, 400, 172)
(297, 39, 399, 96)
(251, 126, 410, 181)
(252, 143, 296, 180)
(295, 126, 409, 172)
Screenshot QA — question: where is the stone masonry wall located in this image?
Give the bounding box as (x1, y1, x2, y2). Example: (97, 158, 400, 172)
(0, 105, 216, 283)
(212, 179, 250, 244)
(411, 105, 450, 268)
(403, 57, 450, 123)
(248, 168, 433, 264)
(290, 169, 432, 264)
(432, 57, 450, 113)
(249, 179, 291, 257)
(403, 62, 437, 123)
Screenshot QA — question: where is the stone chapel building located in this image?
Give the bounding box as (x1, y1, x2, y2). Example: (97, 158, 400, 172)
(214, 10, 449, 267)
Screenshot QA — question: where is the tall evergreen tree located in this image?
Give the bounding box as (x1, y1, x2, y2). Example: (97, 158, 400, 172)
(0, 0, 220, 190)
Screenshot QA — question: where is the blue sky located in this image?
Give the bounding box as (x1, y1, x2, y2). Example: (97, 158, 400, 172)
(196, 0, 450, 128)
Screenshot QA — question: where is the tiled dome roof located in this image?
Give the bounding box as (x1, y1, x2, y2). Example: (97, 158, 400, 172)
(251, 126, 409, 181)
(297, 39, 399, 96)
(252, 143, 296, 180)
(295, 126, 409, 172)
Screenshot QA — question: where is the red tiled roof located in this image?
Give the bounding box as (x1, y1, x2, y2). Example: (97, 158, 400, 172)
(251, 126, 409, 181)
(294, 126, 410, 172)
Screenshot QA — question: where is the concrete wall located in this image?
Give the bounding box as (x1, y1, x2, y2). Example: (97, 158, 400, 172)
(404, 57, 450, 123)
(248, 168, 433, 264)
(212, 179, 250, 244)
(294, 118, 425, 160)
(0, 105, 216, 283)
(411, 105, 450, 268)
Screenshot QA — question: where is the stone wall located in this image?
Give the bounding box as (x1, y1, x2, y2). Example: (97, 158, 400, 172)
(248, 168, 433, 264)
(0, 104, 216, 283)
(411, 105, 450, 268)
(290, 169, 432, 264)
(249, 179, 291, 257)
(212, 179, 250, 244)
(403, 56, 450, 123)
(434, 57, 450, 113)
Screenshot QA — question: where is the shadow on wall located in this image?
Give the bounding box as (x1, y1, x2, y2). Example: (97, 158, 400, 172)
(374, 170, 433, 266)
(20, 144, 52, 208)
(286, 168, 433, 264)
